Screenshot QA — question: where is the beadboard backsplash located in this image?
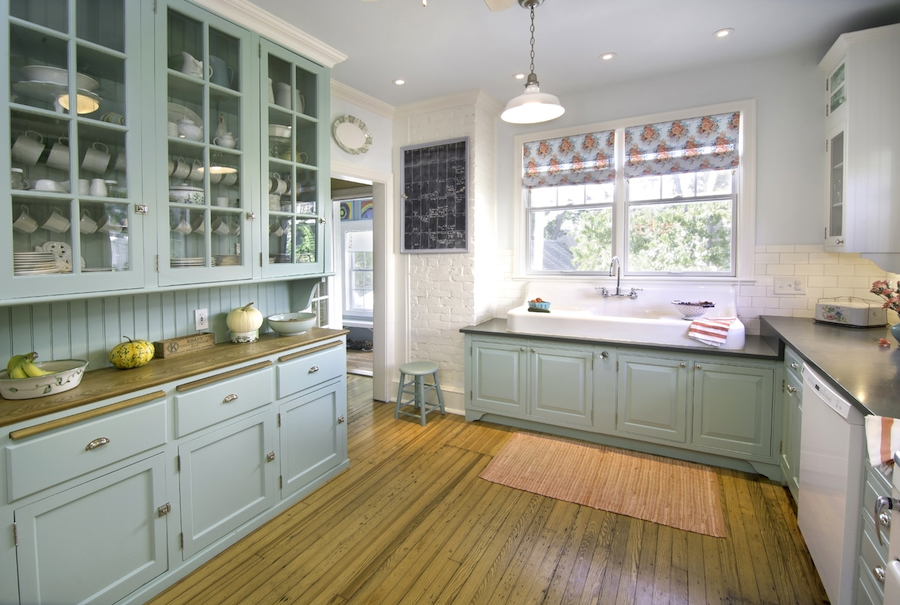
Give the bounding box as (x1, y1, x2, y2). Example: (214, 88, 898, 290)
(0, 282, 295, 371)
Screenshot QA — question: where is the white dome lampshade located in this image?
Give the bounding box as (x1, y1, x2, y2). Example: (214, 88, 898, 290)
(501, 73, 564, 124)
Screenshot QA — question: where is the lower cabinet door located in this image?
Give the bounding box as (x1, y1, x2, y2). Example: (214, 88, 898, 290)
(15, 453, 168, 605)
(179, 412, 276, 560)
(616, 354, 689, 443)
(279, 379, 348, 498)
(691, 362, 774, 458)
(469, 339, 527, 415)
(529, 345, 593, 427)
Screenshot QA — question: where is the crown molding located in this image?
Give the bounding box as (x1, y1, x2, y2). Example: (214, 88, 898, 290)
(192, 0, 347, 68)
(331, 81, 395, 120)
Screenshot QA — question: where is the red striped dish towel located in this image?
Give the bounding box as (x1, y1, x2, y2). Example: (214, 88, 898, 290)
(688, 317, 737, 347)
(865, 415, 900, 467)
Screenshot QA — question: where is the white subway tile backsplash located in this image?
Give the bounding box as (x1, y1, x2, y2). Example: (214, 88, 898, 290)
(767, 265, 796, 276)
(780, 253, 810, 264)
(794, 244, 824, 253)
(808, 275, 838, 288)
(755, 253, 780, 264)
(823, 264, 857, 276)
(766, 245, 796, 253)
(836, 275, 870, 289)
(809, 252, 840, 264)
(794, 264, 824, 276)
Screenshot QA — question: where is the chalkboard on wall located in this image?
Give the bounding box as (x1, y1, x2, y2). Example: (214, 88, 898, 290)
(400, 137, 469, 253)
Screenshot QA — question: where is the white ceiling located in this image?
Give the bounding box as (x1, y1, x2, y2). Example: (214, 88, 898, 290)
(248, 0, 900, 108)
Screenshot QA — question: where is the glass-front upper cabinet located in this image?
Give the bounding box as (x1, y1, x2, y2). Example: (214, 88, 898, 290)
(261, 39, 329, 278)
(156, 1, 256, 286)
(3, 0, 146, 299)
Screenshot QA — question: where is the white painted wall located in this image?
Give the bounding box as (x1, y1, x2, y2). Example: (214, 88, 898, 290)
(330, 82, 394, 175)
(495, 48, 826, 249)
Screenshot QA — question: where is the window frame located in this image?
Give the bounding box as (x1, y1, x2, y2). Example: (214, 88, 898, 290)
(512, 99, 757, 282)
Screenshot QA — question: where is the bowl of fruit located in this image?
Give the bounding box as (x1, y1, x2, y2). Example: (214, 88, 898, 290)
(1, 352, 89, 400)
(527, 297, 551, 311)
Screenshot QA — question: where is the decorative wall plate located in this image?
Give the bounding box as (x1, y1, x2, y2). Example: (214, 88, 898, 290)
(332, 114, 373, 155)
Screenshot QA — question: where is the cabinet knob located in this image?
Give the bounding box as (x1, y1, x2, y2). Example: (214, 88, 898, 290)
(790, 362, 799, 370)
(786, 384, 796, 394)
(600, 351, 609, 360)
(695, 364, 702, 370)
(835, 239, 843, 245)
(266, 451, 276, 462)
(874, 565, 886, 584)
(519, 347, 525, 352)
(308, 366, 319, 374)
(879, 511, 892, 528)
(320, 217, 327, 224)
(680, 362, 686, 368)
(85, 437, 110, 451)
(223, 393, 239, 403)
(134, 204, 148, 215)
(338, 415, 345, 424)
(246, 211, 256, 221)
(531, 348, 536, 353)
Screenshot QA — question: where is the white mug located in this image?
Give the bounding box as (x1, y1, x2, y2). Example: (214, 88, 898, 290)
(211, 217, 230, 235)
(171, 217, 191, 235)
(81, 142, 110, 173)
(41, 208, 70, 233)
(270, 173, 288, 195)
(268, 194, 281, 210)
(187, 159, 204, 182)
(274, 82, 292, 109)
(171, 157, 190, 180)
(80, 209, 98, 234)
(267, 78, 275, 104)
(45, 137, 70, 171)
(215, 196, 230, 207)
(296, 93, 305, 114)
(114, 150, 127, 172)
(222, 172, 238, 187)
(98, 214, 124, 233)
(13, 205, 38, 233)
(191, 215, 206, 234)
(11, 130, 45, 165)
(89, 178, 108, 197)
(77, 179, 91, 195)
(270, 223, 284, 237)
(167, 121, 179, 137)
(33, 179, 65, 192)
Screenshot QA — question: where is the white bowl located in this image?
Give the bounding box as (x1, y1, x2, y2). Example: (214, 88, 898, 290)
(268, 124, 291, 138)
(0, 359, 89, 400)
(267, 312, 316, 335)
(671, 300, 715, 319)
(20, 65, 100, 91)
(169, 185, 204, 205)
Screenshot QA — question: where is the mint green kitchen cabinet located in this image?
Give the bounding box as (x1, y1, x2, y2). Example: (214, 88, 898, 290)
(260, 39, 330, 278)
(3, 0, 149, 299)
(858, 462, 892, 604)
(279, 379, 347, 498)
(468, 336, 594, 428)
(691, 361, 774, 458)
(178, 410, 276, 560)
(780, 348, 803, 502)
(14, 453, 168, 605)
(468, 337, 528, 416)
(616, 352, 689, 443)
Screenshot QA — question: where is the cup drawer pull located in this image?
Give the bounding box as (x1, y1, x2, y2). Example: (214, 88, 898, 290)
(223, 393, 239, 403)
(308, 366, 319, 374)
(85, 437, 110, 451)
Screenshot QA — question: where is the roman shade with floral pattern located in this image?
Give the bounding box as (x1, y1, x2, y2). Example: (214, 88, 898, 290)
(624, 112, 740, 178)
(523, 130, 615, 189)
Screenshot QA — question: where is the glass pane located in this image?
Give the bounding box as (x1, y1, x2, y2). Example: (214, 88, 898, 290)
(294, 218, 317, 264)
(211, 210, 241, 266)
(77, 0, 125, 52)
(830, 63, 845, 92)
(295, 65, 317, 118)
(208, 29, 240, 91)
(829, 131, 844, 237)
(661, 173, 696, 198)
(557, 185, 585, 206)
(80, 201, 129, 272)
(830, 86, 846, 113)
(529, 207, 612, 272)
(627, 176, 661, 201)
(527, 187, 556, 208)
(11, 0, 67, 33)
(169, 207, 204, 268)
(585, 183, 614, 204)
(695, 170, 733, 196)
(351, 251, 373, 270)
(10, 25, 70, 114)
(628, 199, 732, 273)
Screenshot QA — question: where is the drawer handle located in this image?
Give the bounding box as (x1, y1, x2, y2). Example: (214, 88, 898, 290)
(223, 393, 239, 403)
(85, 437, 110, 451)
(879, 511, 892, 528)
(308, 366, 319, 374)
(874, 496, 893, 546)
(874, 565, 885, 584)
(786, 384, 797, 394)
(790, 362, 799, 370)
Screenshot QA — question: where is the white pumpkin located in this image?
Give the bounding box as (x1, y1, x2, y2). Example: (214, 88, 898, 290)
(226, 302, 263, 333)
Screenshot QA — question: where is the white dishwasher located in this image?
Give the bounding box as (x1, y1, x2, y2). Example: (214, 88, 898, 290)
(798, 363, 865, 605)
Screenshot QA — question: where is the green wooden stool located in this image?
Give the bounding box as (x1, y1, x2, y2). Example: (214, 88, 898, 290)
(395, 361, 445, 426)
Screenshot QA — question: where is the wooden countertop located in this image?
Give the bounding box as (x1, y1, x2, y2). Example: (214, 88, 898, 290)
(0, 328, 348, 429)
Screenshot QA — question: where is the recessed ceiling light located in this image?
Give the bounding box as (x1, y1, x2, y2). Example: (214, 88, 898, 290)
(514, 73, 526, 80)
(713, 28, 734, 38)
(599, 52, 617, 61)
(393, 79, 406, 85)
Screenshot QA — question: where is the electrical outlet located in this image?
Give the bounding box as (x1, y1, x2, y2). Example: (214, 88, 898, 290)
(195, 308, 209, 331)
(774, 277, 807, 295)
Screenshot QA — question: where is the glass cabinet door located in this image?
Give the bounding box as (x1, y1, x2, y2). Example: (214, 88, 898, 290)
(157, 2, 254, 286)
(825, 124, 845, 249)
(4, 0, 146, 298)
(261, 40, 329, 278)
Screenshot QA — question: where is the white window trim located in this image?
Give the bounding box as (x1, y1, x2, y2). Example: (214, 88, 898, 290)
(512, 99, 757, 283)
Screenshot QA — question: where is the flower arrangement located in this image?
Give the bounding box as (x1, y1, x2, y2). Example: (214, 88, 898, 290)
(871, 280, 900, 313)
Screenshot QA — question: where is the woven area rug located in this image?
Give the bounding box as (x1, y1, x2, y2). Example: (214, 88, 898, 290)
(479, 432, 726, 537)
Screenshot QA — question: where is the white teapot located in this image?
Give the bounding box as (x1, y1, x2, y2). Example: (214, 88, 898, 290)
(214, 132, 238, 149)
(176, 117, 202, 141)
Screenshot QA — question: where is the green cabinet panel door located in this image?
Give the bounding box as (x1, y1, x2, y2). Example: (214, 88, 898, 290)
(530, 344, 593, 427)
(616, 353, 689, 443)
(469, 338, 528, 415)
(14, 453, 168, 605)
(279, 379, 348, 498)
(691, 362, 774, 458)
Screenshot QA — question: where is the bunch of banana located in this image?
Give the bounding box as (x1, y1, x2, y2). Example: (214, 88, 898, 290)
(6, 352, 52, 379)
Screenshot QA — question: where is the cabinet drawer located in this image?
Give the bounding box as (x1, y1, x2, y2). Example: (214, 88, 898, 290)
(175, 365, 274, 437)
(863, 471, 892, 551)
(276, 342, 344, 400)
(6, 401, 167, 502)
(784, 346, 803, 385)
(860, 514, 888, 597)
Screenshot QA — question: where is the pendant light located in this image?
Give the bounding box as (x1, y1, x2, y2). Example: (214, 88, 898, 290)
(501, 0, 564, 124)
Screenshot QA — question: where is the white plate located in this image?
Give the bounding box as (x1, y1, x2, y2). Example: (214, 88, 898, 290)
(12, 81, 101, 105)
(167, 103, 203, 129)
(19, 66, 100, 91)
(82, 267, 114, 272)
(15, 267, 61, 275)
(332, 115, 373, 155)
(41, 241, 72, 260)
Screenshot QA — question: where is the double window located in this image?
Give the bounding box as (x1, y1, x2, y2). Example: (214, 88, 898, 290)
(520, 102, 753, 278)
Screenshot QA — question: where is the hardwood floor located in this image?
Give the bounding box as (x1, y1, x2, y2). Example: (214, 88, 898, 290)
(346, 349, 373, 376)
(148, 374, 829, 605)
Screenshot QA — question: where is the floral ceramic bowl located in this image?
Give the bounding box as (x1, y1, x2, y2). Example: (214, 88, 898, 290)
(169, 185, 204, 205)
(0, 359, 88, 400)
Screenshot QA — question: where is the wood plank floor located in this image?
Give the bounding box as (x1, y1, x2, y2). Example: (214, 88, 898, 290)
(147, 375, 829, 605)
